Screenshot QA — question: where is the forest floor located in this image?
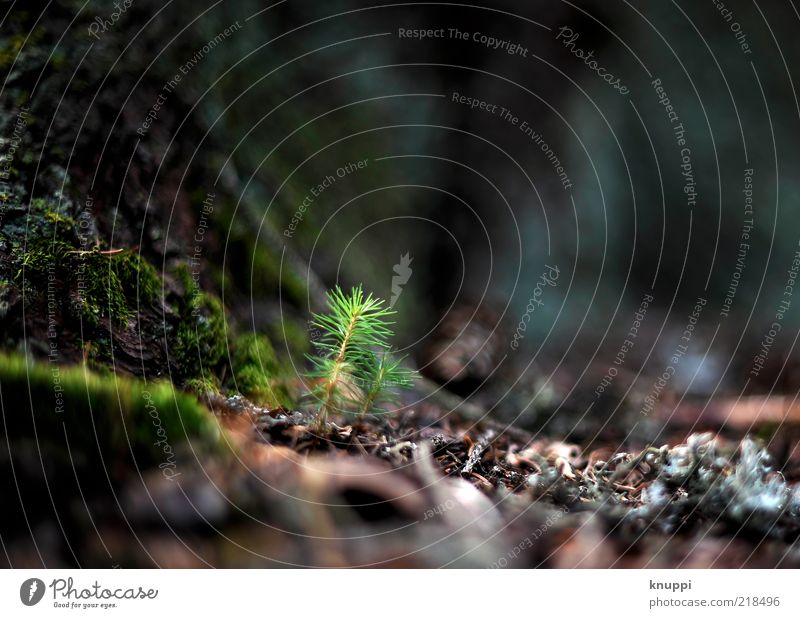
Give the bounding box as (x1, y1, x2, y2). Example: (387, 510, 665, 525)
(155, 389, 800, 568)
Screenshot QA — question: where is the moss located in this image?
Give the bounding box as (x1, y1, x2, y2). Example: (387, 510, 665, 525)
(5, 191, 161, 329)
(1, 195, 74, 242)
(71, 250, 161, 326)
(0, 352, 222, 473)
(172, 265, 227, 380)
(86, 332, 114, 370)
(72, 250, 135, 326)
(184, 375, 221, 398)
(14, 239, 162, 328)
(16, 238, 73, 279)
(173, 293, 226, 379)
(111, 251, 161, 307)
(227, 333, 292, 407)
(42, 209, 76, 228)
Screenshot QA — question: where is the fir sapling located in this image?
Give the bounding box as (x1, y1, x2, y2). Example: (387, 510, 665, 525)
(354, 350, 415, 416)
(306, 285, 415, 427)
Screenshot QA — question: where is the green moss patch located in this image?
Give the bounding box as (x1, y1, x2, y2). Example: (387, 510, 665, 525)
(227, 333, 292, 408)
(172, 266, 227, 380)
(17, 243, 162, 327)
(0, 352, 221, 474)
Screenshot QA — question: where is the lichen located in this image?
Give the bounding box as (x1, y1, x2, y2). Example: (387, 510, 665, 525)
(618, 434, 799, 539)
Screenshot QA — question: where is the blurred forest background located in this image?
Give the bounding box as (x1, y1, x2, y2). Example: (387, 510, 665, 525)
(5, 0, 800, 394)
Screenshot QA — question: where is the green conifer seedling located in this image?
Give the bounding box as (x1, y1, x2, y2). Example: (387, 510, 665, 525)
(306, 285, 414, 428)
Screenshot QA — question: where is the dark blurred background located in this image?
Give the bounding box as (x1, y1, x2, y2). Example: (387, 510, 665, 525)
(195, 0, 800, 401)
